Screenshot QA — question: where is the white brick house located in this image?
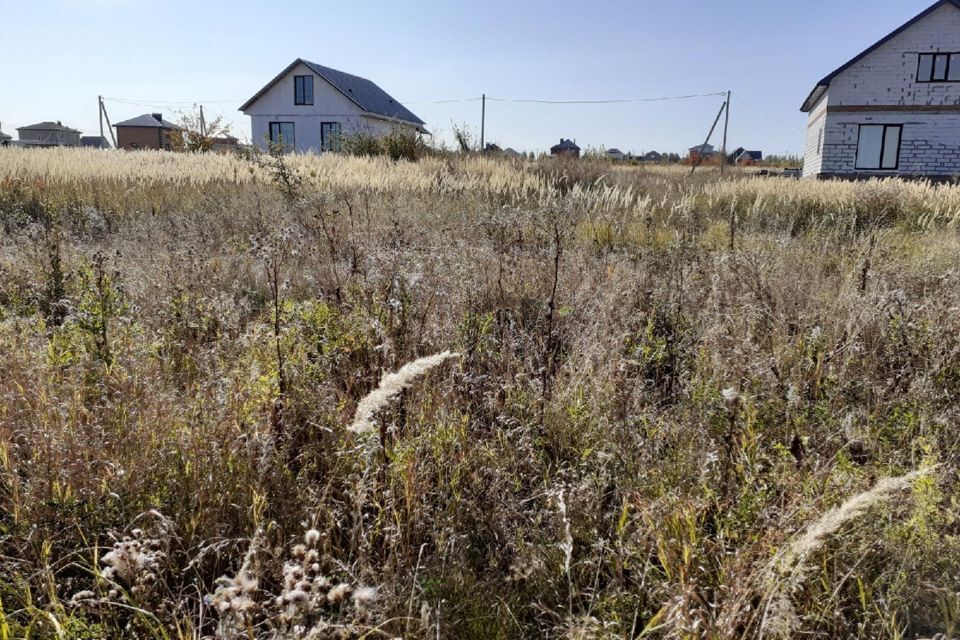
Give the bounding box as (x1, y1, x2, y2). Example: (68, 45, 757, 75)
(802, 0, 960, 179)
(240, 59, 427, 153)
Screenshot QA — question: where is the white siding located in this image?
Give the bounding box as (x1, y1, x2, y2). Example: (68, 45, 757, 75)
(243, 62, 418, 153)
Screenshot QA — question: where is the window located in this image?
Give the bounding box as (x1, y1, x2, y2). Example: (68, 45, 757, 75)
(917, 53, 960, 82)
(269, 122, 295, 152)
(294, 75, 314, 105)
(321, 122, 341, 152)
(817, 127, 824, 155)
(855, 124, 902, 170)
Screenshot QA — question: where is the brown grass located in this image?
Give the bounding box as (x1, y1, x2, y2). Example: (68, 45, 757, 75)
(0, 148, 957, 639)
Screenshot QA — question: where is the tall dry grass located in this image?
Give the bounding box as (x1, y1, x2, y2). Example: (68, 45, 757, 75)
(0, 148, 958, 639)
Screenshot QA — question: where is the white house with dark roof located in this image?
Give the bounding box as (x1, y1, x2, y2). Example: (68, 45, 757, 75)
(240, 59, 427, 153)
(802, 0, 960, 178)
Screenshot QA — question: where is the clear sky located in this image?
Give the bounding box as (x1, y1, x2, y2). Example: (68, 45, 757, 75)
(0, 0, 940, 155)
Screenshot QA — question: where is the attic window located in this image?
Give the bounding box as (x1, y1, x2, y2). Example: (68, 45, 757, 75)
(294, 76, 314, 105)
(917, 53, 960, 82)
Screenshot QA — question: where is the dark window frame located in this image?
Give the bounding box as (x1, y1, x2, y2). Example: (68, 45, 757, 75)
(268, 121, 296, 151)
(294, 75, 314, 105)
(321, 121, 342, 152)
(917, 52, 960, 83)
(854, 124, 903, 171)
(817, 127, 823, 155)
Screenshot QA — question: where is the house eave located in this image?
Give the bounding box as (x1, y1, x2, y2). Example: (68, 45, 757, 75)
(801, 85, 828, 113)
(240, 59, 305, 113)
(362, 112, 430, 134)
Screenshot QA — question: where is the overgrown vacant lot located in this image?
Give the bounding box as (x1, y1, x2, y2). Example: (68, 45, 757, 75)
(1, 148, 959, 639)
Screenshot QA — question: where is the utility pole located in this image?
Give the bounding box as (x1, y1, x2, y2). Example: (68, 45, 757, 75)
(720, 90, 731, 177)
(690, 99, 727, 176)
(480, 93, 486, 152)
(99, 96, 117, 148)
(200, 105, 207, 138)
(98, 95, 104, 140)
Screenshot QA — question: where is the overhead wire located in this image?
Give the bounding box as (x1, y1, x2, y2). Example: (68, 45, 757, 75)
(731, 91, 804, 132)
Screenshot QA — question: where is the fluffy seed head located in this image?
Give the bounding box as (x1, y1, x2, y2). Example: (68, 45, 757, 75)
(349, 351, 459, 434)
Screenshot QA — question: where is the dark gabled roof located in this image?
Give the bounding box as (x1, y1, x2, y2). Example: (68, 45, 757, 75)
(114, 114, 180, 129)
(0, 132, 11, 141)
(801, 0, 960, 112)
(17, 121, 80, 133)
(551, 138, 580, 151)
(80, 136, 111, 148)
(239, 58, 426, 126)
(607, 148, 623, 154)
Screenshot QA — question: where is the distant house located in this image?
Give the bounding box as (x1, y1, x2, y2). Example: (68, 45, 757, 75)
(641, 151, 662, 163)
(240, 58, 428, 153)
(688, 143, 717, 158)
(802, 0, 960, 178)
(210, 134, 241, 153)
(17, 121, 81, 147)
(81, 136, 111, 149)
(0, 132, 11, 147)
(551, 138, 581, 159)
(114, 113, 181, 151)
(503, 147, 521, 158)
(728, 147, 763, 165)
(606, 148, 625, 161)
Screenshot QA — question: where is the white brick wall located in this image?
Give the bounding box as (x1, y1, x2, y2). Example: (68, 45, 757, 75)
(804, 3, 960, 177)
(821, 113, 960, 174)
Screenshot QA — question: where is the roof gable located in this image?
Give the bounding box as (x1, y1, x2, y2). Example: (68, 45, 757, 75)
(551, 139, 580, 151)
(80, 136, 111, 148)
(114, 114, 180, 129)
(801, 0, 960, 111)
(239, 58, 425, 126)
(17, 121, 80, 133)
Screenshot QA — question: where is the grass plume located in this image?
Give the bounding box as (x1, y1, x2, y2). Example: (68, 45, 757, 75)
(348, 351, 459, 434)
(762, 468, 935, 638)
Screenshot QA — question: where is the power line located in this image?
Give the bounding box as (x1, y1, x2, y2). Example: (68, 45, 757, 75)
(487, 91, 728, 105)
(403, 97, 484, 105)
(405, 91, 727, 106)
(101, 91, 728, 111)
(731, 91, 804, 132)
(102, 97, 242, 106)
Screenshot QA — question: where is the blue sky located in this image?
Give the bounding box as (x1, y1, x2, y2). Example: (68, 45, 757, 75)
(0, 0, 939, 155)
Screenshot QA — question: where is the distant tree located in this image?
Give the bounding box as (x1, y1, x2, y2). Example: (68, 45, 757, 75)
(171, 105, 233, 152)
(451, 122, 476, 153)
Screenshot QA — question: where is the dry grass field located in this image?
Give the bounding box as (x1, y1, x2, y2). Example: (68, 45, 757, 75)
(0, 147, 959, 639)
